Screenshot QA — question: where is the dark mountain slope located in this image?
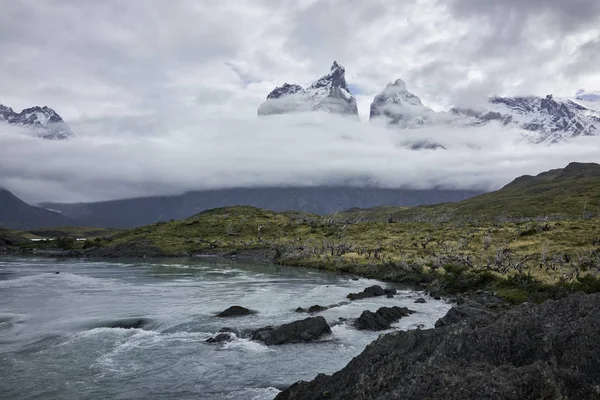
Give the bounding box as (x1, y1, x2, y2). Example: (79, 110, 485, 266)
(0, 188, 73, 229)
(41, 187, 481, 229)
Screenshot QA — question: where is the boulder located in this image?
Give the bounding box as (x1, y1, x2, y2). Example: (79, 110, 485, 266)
(414, 298, 427, 304)
(354, 306, 414, 331)
(216, 306, 255, 318)
(347, 285, 388, 301)
(277, 293, 600, 400)
(251, 316, 331, 345)
(307, 305, 328, 314)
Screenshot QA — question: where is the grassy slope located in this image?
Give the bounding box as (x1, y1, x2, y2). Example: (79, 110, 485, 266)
(339, 162, 600, 222)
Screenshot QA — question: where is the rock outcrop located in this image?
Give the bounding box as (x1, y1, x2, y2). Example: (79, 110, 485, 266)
(346, 285, 396, 301)
(277, 293, 600, 400)
(250, 316, 331, 345)
(0, 103, 75, 139)
(354, 306, 414, 331)
(258, 62, 358, 116)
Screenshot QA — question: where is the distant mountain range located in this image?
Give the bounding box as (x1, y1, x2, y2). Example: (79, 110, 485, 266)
(38, 187, 481, 229)
(0, 188, 73, 229)
(260, 62, 600, 143)
(0, 104, 75, 139)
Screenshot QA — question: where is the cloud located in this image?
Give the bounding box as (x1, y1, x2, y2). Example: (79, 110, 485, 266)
(2, 113, 600, 203)
(1, 1, 600, 203)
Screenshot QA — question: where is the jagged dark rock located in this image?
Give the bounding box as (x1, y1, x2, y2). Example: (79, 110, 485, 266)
(0, 103, 74, 139)
(347, 285, 389, 300)
(277, 293, 600, 400)
(258, 62, 358, 116)
(250, 316, 331, 345)
(354, 306, 414, 331)
(216, 306, 255, 318)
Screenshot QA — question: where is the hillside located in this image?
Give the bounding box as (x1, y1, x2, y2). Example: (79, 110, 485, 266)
(341, 162, 600, 222)
(0, 188, 74, 229)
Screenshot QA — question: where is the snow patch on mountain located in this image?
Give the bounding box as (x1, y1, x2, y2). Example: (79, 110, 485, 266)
(258, 62, 359, 116)
(0, 104, 75, 139)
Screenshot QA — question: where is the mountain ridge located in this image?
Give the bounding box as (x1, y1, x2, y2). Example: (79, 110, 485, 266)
(0, 103, 74, 139)
(258, 61, 358, 116)
(0, 188, 74, 229)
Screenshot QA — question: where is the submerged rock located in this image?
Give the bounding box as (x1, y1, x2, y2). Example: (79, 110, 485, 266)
(354, 306, 414, 331)
(250, 316, 331, 345)
(105, 318, 152, 330)
(205, 332, 236, 343)
(216, 306, 255, 318)
(276, 293, 600, 400)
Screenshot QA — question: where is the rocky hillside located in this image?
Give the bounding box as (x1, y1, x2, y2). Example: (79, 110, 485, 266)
(258, 62, 358, 116)
(0, 104, 74, 139)
(276, 292, 600, 400)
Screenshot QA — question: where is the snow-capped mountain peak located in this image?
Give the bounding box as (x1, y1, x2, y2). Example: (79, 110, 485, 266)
(257, 62, 358, 116)
(0, 103, 75, 139)
(369, 78, 434, 127)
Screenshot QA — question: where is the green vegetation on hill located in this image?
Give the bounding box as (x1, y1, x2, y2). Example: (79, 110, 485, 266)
(8, 162, 600, 304)
(339, 162, 600, 222)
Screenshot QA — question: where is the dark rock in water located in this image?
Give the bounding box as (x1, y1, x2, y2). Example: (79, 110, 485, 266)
(216, 306, 255, 318)
(383, 288, 397, 295)
(106, 318, 152, 330)
(351, 277, 359, 281)
(55, 271, 60, 274)
(414, 298, 427, 304)
(347, 285, 387, 301)
(386, 294, 394, 299)
(276, 293, 600, 400)
(251, 316, 331, 345)
(354, 306, 414, 331)
(433, 296, 441, 300)
(364, 285, 385, 296)
(296, 305, 328, 314)
(205, 332, 236, 343)
(307, 305, 328, 314)
(346, 292, 373, 301)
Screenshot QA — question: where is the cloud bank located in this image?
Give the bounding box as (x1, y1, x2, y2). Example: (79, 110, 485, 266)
(2, 113, 600, 203)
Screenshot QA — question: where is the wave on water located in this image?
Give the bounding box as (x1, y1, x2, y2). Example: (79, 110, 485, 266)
(219, 386, 281, 400)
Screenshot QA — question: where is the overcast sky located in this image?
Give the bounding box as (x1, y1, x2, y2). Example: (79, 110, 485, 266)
(1, 0, 600, 202)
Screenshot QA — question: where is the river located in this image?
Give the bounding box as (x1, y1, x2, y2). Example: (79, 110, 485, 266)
(0, 257, 450, 399)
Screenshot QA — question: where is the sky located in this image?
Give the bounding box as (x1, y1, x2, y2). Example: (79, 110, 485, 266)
(1, 0, 600, 203)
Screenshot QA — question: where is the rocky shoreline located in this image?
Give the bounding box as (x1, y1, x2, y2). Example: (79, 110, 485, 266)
(276, 292, 600, 400)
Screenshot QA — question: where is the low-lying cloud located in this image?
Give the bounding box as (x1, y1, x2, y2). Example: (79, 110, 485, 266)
(2, 113, 600, 204)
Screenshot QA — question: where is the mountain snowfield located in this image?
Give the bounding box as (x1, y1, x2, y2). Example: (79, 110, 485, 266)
(0, 104, 75, 139)
(258, 61, 358, 116)
(260, 62, 600, 144)
(2, 62, 599, 144)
